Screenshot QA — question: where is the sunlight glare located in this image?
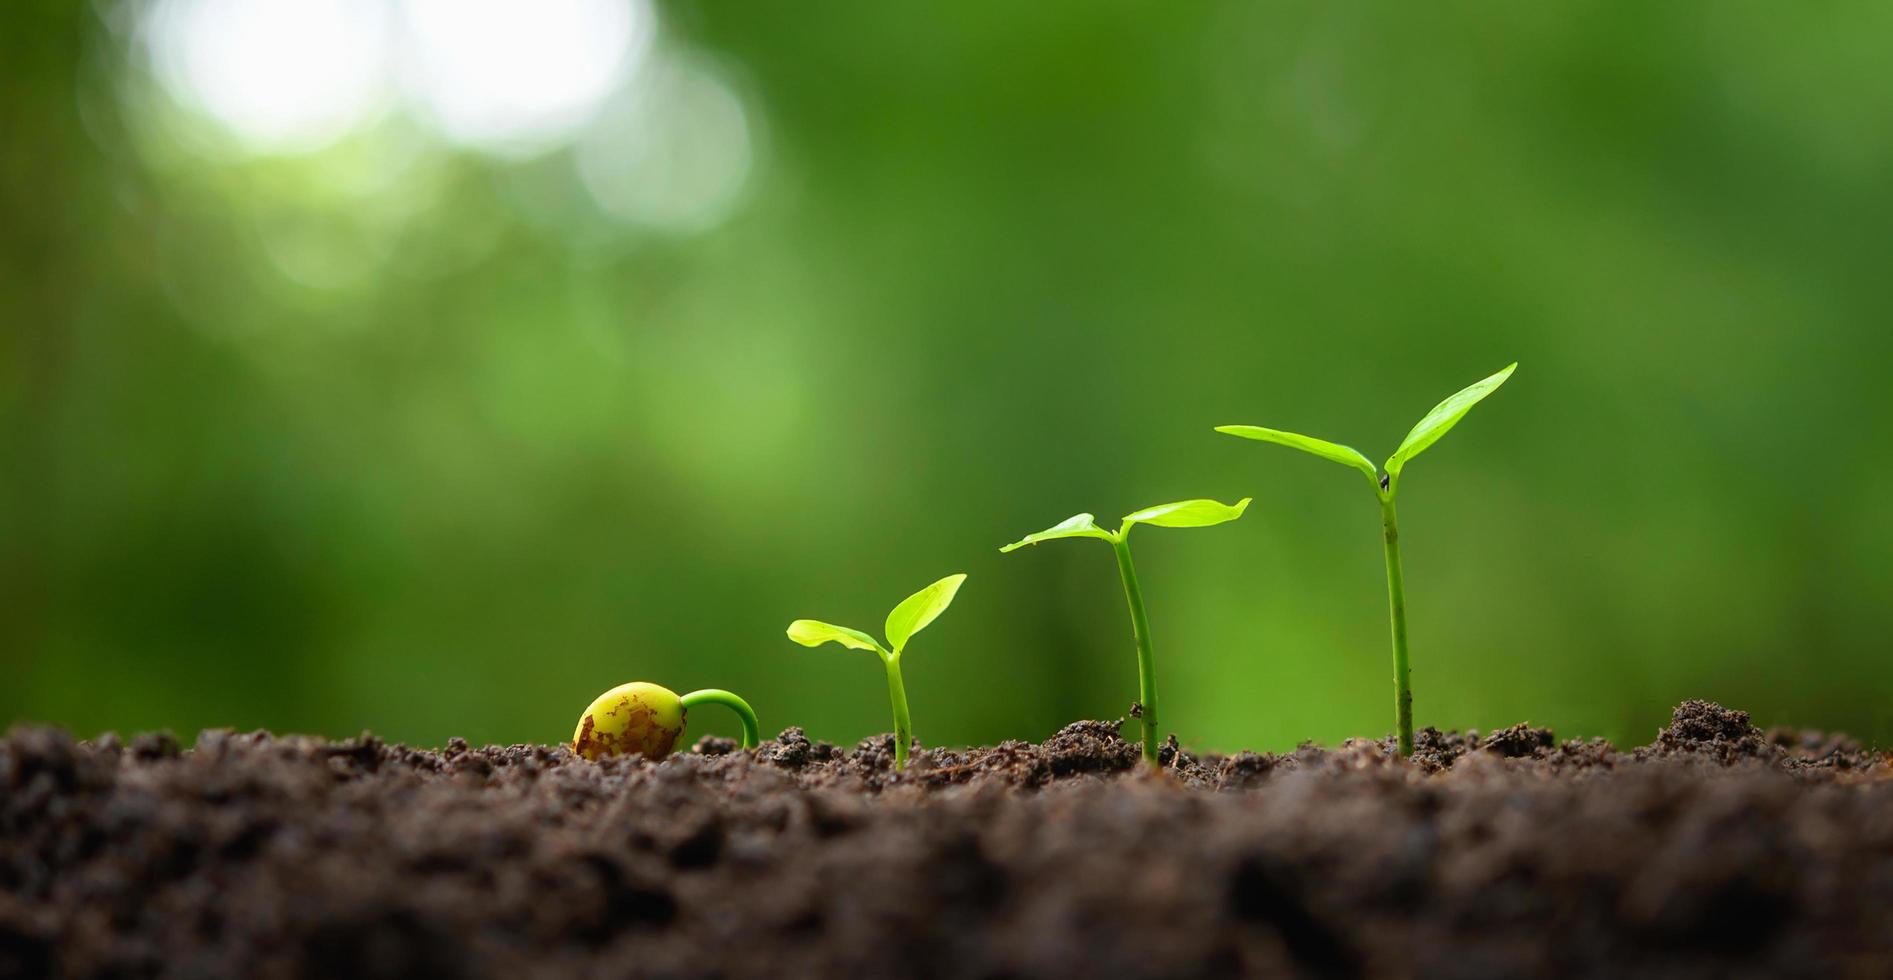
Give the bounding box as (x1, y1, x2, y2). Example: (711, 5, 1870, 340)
(397, 0, 653, 156)
(144, 0, 392, 155)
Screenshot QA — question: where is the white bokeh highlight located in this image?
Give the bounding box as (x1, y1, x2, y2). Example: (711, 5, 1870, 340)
(397, 0, 654, 156)
(132, 0, 754, 239)
(577, 53, 756, 234)
(143, 0, 393, 155)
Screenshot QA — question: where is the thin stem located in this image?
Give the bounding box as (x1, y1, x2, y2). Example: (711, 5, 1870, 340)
(679, 689, 761, 749)
(1379, 493, 1413, 756)
(1111, 534, 1160, 766)
(883, 654, 914, 771)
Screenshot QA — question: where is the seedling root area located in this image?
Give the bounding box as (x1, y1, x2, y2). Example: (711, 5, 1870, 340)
(3, 700, 1888, 978)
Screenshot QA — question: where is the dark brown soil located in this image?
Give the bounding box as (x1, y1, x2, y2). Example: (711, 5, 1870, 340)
(5, 700, 1891, 979)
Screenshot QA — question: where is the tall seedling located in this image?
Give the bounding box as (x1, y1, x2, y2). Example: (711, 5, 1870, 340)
(1001, 498, 1250, 766)
(1217, 364, 1516, 756)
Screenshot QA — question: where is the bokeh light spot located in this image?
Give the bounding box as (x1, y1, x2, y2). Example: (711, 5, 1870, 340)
(576, 52, 756, 234)
(398, 0, 653, 156)
(143, 0, 393, 155)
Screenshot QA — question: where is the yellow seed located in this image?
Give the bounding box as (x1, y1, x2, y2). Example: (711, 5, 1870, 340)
(572, 682, 686, 761)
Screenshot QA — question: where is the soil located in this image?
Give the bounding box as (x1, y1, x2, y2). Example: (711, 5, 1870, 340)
(4, 700, 1891, 980)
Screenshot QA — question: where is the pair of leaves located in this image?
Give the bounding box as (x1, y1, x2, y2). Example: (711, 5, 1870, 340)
(999, 497, 1251, 552)
(1216, 363, 1515, 487)
(787, 573, 967, 660)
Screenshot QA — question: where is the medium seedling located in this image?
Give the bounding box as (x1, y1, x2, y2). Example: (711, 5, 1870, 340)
(786, 573, 967, 771)
(1000, 498, 1250, 766)
(1216, 362, 1516, 756)
(572, 682, 760, 760)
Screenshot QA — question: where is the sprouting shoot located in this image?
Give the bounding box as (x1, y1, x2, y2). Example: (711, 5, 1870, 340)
(786, 573, 967, 771)
(1001, 498, 1249, 766)
(572, 682, 760, 761)
(1217, 362, 1515, 756)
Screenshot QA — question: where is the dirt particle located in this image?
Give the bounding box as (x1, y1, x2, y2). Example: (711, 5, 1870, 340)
(1404, 726, 1471, 772)
(129, 731, 180, 761)
(1647, 700, 1773, 762)
(1481, 722, 1555, 759)
(1158, 733, 1183, 767)
(692, 735, 738, 756)
(3, 727, 79, 791)
(759, 727, 812, 768)
(1042, 719, 1141, 777)
(1217, 751, 1277, 790)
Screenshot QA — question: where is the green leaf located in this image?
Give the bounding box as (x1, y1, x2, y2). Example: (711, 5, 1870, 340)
(999, 513, 1114, 552)
(1213, 425, 1380, 484)
(786, 620, 885, 656)
(1122, 497, 1251, 529)
(1386, 363, 1517, 476)
(884, 573, 967, 655)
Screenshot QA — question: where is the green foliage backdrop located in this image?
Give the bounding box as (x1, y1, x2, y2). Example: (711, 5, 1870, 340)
(6, 2, 1891, 752)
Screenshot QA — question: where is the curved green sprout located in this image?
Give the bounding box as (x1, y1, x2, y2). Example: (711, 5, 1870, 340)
(679, 689, 761, 750)
(1216, 362, 1516, 756)
(786, 573, 967, 771)
(1001, 497, 1250, 766)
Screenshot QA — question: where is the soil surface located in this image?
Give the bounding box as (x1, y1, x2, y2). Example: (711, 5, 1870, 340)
(4, 700, 1891, 980)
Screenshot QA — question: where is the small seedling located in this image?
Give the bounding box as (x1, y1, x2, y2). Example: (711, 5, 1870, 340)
(1000, 498, 1250, 766)
(786, 573, 967, 771)
(572, 681, 760, 761)
(1216, 362, 1516, 756)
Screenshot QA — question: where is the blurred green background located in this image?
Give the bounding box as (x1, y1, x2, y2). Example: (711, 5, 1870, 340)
(6, 1, 1891, 753)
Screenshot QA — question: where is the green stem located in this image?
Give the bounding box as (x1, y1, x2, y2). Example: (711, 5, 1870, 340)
(679, 689, 761, 749)
(883, 655, 913, 771)
(1379, 493, 1413, 756)
(1112, 534, 1160, 766)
